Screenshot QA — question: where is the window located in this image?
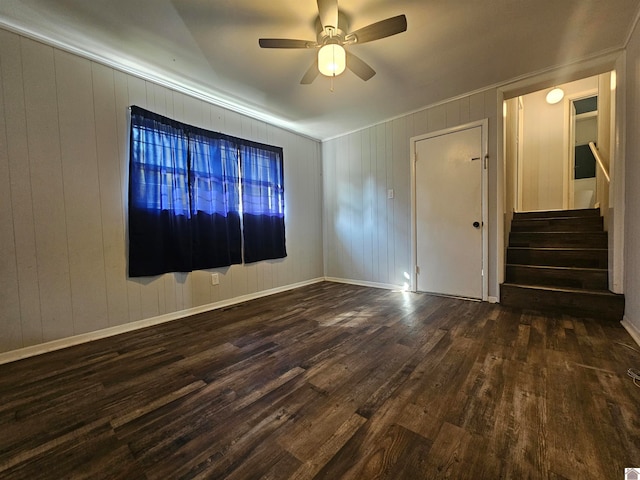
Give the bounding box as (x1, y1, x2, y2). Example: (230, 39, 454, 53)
(128, 106, 286, 277)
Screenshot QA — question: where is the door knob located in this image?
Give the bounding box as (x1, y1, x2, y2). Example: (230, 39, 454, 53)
(473, 221, 481, 228)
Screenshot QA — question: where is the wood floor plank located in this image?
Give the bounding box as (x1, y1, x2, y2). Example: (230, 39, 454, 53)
(109, 380, 206, 428)
(421, 421, 473, 478)
(311, 396, 409, 479)
(488, 361, 549, 478)
(356, 328, 449, 419)
(356, 423, 432, 479)
(287, 413, 367, 480)
(0, 281, 638, 479)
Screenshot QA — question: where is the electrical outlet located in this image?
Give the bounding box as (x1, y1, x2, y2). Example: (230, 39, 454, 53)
(211, 273, 219, 285)
(387, 189, 394, 199)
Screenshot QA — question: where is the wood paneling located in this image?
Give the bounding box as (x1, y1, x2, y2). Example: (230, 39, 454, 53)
(21, 38, 74, 344)
(56, 49, 109, 335)
(0, 32, 22, 352)
(623, 9, 640, 336)
(91, 63, 130, 328)
(0, 28, 323, 354)
(323, 93, 498, 292)
(0, 282, 638, 478)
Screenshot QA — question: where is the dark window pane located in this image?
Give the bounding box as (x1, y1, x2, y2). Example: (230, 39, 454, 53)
(574, 96, 597, 114)
(574, 144, 596, 179)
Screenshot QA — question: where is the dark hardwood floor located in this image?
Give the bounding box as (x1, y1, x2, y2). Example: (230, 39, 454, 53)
(1, 281, 639, 479)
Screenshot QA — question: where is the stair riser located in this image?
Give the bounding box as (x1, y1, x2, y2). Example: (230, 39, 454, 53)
(501, 285, 624, 321)
(509, 233, 608, 248)
(510, 218, 603, 232)
(514, 208, 600, 220)
(506, 248, 608, 268)
(505, 266, 608, 290)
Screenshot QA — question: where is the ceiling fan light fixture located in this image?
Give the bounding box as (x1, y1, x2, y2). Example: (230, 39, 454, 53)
(318, 44, 346, 77)
(546, 87, 564, 104)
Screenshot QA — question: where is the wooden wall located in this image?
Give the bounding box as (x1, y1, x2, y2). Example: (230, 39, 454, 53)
(623, 18, 640, 339)
(322, 91, 500, 296)
(0, 29, 324, 354)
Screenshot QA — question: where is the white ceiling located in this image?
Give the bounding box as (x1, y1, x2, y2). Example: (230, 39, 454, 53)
(1, 0, 639, 140)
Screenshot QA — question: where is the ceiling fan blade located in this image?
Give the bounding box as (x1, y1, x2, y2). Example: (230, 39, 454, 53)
(300, 59, 320, 85)
(317, 0, 339, 29)
(259, 38, 316, 48)
(347, 14, 407, 44)
(346, 51, 376, 81)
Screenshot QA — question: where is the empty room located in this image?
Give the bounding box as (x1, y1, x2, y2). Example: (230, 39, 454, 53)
(1, 1, 640, 478)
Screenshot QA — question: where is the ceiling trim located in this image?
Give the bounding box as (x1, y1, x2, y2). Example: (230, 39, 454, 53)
(0, 18, 322, 143)
(323, 47, 624, 142)
(499, 48, 622, 100)
(624, 3, 640, 48)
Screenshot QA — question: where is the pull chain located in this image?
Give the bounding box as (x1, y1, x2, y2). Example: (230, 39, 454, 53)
(330, 39, 335, 92)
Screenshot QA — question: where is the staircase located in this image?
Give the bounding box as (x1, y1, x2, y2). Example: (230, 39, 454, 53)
(501, 208, 624, 320)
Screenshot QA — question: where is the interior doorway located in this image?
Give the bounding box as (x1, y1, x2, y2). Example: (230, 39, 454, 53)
(502, 68, 623, 294)
(514, 76, 600, 212)
(570, 94, 598, 209)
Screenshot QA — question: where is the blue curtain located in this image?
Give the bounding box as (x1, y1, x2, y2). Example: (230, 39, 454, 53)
(188, 129, 242, 268)
(129, 107, 242, 276)
(129, 107, 192, 276)
(240, 142, 287, 263)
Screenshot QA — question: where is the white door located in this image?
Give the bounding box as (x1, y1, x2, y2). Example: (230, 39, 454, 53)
(415, 125, 484, 299)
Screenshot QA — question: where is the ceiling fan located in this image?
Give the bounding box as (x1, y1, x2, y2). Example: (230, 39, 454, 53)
(258, 0, 407, 84)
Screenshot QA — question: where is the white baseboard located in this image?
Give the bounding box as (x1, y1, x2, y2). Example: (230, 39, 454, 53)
(0, 277, 325, 366)
(324, 277, 403, 291)
(621, 316, 640, 347)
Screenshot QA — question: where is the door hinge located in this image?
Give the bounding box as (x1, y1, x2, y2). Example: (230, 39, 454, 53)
(416, 265, 420, 275)
(484, 155, 489, 170)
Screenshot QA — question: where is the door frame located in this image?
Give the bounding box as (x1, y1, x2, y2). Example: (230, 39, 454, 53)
(410, 119, 489, 300)
(516, 96, 524, 212)
(564, 88, 598, 209)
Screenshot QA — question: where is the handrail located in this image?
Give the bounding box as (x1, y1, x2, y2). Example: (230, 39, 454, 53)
(589, 141, 610, 183)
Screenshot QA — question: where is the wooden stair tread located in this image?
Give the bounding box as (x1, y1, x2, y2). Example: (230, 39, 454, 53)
(501, 283, 624, 320)
(508, 246, 607, 251)
(513, 208, 600, 218)
(507, 247, 609, 268)
(505, 263, 608, 290)
(506, 263, 607, 273)
(511, 231, 606, 234)
(509, 231, 607, 248)
(501, 282, 620, 297)
(511, 217, 603, 225)
(513, 215, 599, 221)
(510, 217, 604, 232)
